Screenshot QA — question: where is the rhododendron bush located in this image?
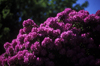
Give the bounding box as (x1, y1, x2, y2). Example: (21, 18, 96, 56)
(0, 8, 100, 66)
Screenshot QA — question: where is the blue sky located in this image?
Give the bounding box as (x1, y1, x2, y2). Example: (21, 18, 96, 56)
(76, 0, 100, 14)
(19, 0, 100, 22)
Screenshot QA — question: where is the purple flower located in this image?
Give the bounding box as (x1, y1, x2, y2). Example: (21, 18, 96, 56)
(88, 55, 94, 60)
(71, 27, 81, 34)
(31, 27, 38, 32)
(23, 27, 32, 33)
(63, 8, 72, 14)
(0, 57, 2, 66)
(15, 44, 20, 52)
(60, 30, 74, 39)
(4, 42, 11, 50)
(7, 55, 18, 66)
(2, 8, 100, 66)
(87, 44, 95, 49)
(30, 41, 41, 55)
(79, 58, 87, 65)
(45, 61, 55, 66)
(73, 46, 81, 53)
(68, 10, 77, 18)
(24, 34, 31, 42)
(84, 57, 90, 62)
(53, 29, 61, 37)
(24, 32, 38, 42)
(84, 16, 90, 23)
(82, 37, 89, 44)
(6, 46, 14, 55)
(1, 58, 7, 66)
(78, 10, 89, 15)
(78, 13, 88, 21)
(40, 23, 46, 27)
(99, 45, 100, 49)
(76, 52, 85, 59)
(64, 23, 72, 31)
(47, 43, 54, 50)
(81, 48, 85, 54)
(24, 56, 29, 64)
(11, 39, 17, 48)
(81, 33, 87, 37)
(25, 41, 30, 49)
(31, 53, 37, 63)
(17, 34, 26, 44)
(36, 57, 43, 65)
(43, 17, 55, 26)
(48, 18, 58, 28)
(95, 25, 100, 32)
(66, 49, 74, 58)
(34, 41, 40, 49)
(41, 49, 47, 56)
(56, 8, 71, 19)
(69, 37, 77, 46)
(71, 56, 78, 63)
(19, 28, 25, 34)
(40, 27, 53, 37)
(18, 54, 24, 60)
(17, 50, 28, 56)
(17, 50, 23, 54)
(37, 27, 47, 37)
(96, 10, 100, 16)
(22, 19, 37, 27)
(59, 48, 66, 55)
(48, 53, 55, 59)
(95, 16, 100, 23)
(56, 12, 64, 19)
(22, 50, 28, 55)
(63, 18, 73, 23)
(57, 22, 65, 31)
(25, 53, 34, 62)
(43, 58, 50, 62)
(30, 44, 35, 51)
(95, 59, 100, 65)
(18, 44, 25, 50)
(89, 59, 96, 66)
(41, 37, 52, 47)
(75, 63, 79, 66)
(54, 38, 64, 50)
(46, 27, 54, 35)
(28, 32, 38, 40)
(78, 10, 89, 19)
(84, 14, 96, 24)
(72, 14, 82, 22)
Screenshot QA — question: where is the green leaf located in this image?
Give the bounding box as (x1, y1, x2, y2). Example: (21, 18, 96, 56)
(0, 23, 2, 29)
(2, 9, 10, 19)
(49, 10, 52, 13)
(81, 1, 89, 7)
(72, 24, 75, 27)
(0, 35, 2, 38)
(3, 27, 10, 35)
(4, 64, 7, 66)
(42, 2, 46, 7)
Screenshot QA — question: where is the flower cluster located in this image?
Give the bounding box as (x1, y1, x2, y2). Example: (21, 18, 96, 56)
(0, 8, 100, 66)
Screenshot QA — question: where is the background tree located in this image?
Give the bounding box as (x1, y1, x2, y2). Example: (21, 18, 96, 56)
(0, 0, 89, 54)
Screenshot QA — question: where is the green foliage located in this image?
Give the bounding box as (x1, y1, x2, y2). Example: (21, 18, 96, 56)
(0, 0, 89, 54)
(3, 27, 10, 35)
